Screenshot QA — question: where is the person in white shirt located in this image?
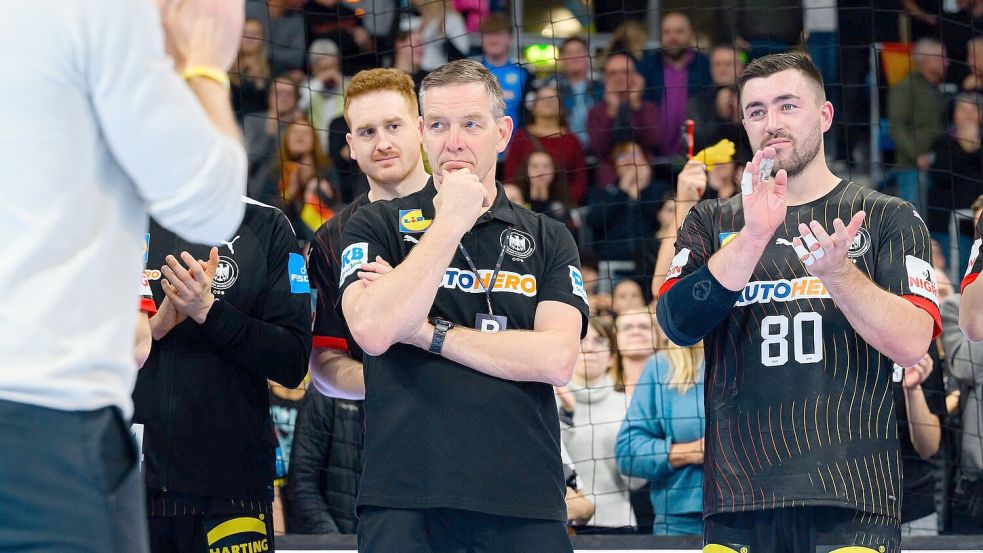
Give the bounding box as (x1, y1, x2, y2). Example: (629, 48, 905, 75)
(0, 0, 247, 551)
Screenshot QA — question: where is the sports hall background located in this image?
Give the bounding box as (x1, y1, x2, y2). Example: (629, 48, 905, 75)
(230, 0, 983, 550)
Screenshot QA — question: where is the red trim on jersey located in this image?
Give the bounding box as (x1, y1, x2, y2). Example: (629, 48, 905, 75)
(900, 294, 941, 339)
(313, 335, 349, 352)
(657, 277, 679, 297)
(962, 271, 980, 294)
(139, 297, 157, 315)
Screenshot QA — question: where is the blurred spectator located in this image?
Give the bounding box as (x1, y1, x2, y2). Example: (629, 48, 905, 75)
(651, 159, 738, 298)
(616, 338, 705, 536)
(402, 0, 469, 71)
(639, 192, 680, 279)
(391, 30, 428, 89)
(720, 0, 802, 60)
(561, 317, 638, 531)
(510, 150, 575, 228)
(888, 38, 948, 213)
(275, 119, 338, 240)
(247, 0, 307, 76)
(562, 441, 598, 527)
(637, 12, 712, 157)
(928, 92, 983, 268)
(610, 20, 649, 62)
(687, 46, 749, 157)
(894, 349, 945, 536)
(304, 0, 374, 75)
(610, 308, 658, 535)
(246, 75, 304, 200)
(611, 278, 646, 315)
(479, 13, 534, 128)
(580, 249, 614, 316)
(285, 391, 364, 534)
(586, 142, 666, 264)
(903, 0, 944, 42)
(299, 39, 347, 149)
(836, 0, 902, 165)
(271, 382, 306, 535)
(588, 51, 662, 186)
(803, 0, 842, 159)
(941, 290, 983, 534)
(551, 36, 604, 148)
(504, 85, 588, 204)
(939, 0, 983, 86)
(612, 309, 657, 396)
(326, 115, 371, 203)
(963, 36, 983, 91)
(230, 18, 272, 116)
(504, 181, 525, 204)
(454, 0, 489, 33)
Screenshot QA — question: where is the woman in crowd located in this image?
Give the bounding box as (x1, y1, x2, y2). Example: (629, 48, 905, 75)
(616, 330, 706, 536)
(504, 85, 589, 205)
(586, 142, 666, 265)
(510, 150, 575, 229)
(560, 317, 638, 532)
(611, 278, 646, 315)
(927, 92, 983, 269)
(274, 118, 337, 240)
(230, 18, 271, 116)
(406, 0, 469, 71)
(246, 75, 304, 200)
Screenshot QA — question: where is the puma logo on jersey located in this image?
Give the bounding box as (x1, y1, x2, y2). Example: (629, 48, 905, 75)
(775, 238, 794, 247)
(404, 235, 419, 244)
(221, 235, 241, 254)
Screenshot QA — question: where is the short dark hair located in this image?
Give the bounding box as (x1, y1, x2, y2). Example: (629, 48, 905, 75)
(420, 59, 506, 119)
(737, 51, 825, 104)
(561, 36, 589, 53)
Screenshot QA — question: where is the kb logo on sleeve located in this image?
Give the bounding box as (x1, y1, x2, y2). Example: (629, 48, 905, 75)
(340, 243, 368, 286)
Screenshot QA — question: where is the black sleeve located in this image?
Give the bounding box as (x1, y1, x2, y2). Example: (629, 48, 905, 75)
(962, 216, 983, 292)
(309, 227, 349, 350)
(285, 392, 341, 534)
(657, 200, 717, 293)
(337, 206, 397, 299)
(874, 202, 941, 337)
(537, 222, 590, 338)
(198, 210, 313, 388)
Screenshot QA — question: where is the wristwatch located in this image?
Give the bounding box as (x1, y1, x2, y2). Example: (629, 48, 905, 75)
(429, 317, 454, 355)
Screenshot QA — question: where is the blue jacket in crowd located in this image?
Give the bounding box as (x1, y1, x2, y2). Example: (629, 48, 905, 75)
(615, 353, 705, 519)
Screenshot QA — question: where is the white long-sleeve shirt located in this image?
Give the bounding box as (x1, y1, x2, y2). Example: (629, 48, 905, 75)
(0, 0, 246, 417)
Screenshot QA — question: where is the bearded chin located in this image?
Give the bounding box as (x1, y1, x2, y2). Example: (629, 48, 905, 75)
(775, 129, 822, 178)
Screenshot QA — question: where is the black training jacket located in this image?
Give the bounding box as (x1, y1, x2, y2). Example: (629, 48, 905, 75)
(134, 198, 312, 502)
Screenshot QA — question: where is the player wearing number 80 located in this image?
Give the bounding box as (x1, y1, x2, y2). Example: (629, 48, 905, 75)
(655, 52, 940, 552)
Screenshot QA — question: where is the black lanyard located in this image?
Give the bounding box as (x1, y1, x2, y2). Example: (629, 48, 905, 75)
(457, 228, 512, 317)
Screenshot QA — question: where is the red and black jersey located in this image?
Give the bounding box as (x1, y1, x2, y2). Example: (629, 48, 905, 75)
(661, 180, 941, 521)
(308, 193, 371, 361)
(961, 215, 983, 292)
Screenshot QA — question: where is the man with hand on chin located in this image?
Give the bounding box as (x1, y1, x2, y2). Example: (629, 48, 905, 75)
(655, 52, 940, 553)
(338, 59, 588, 553)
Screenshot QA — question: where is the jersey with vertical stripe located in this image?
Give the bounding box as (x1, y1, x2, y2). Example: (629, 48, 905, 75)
(961, 215, 983, 292)
(660, 180, 942, 520)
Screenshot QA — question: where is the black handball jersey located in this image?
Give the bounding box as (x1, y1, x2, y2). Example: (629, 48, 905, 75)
(308, 193, 371, 361)
(962, 215, 983, 292)
(660, 180, 942, 520)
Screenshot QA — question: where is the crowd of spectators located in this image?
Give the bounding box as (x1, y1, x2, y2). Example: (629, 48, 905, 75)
(234, 0, 983, 538)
